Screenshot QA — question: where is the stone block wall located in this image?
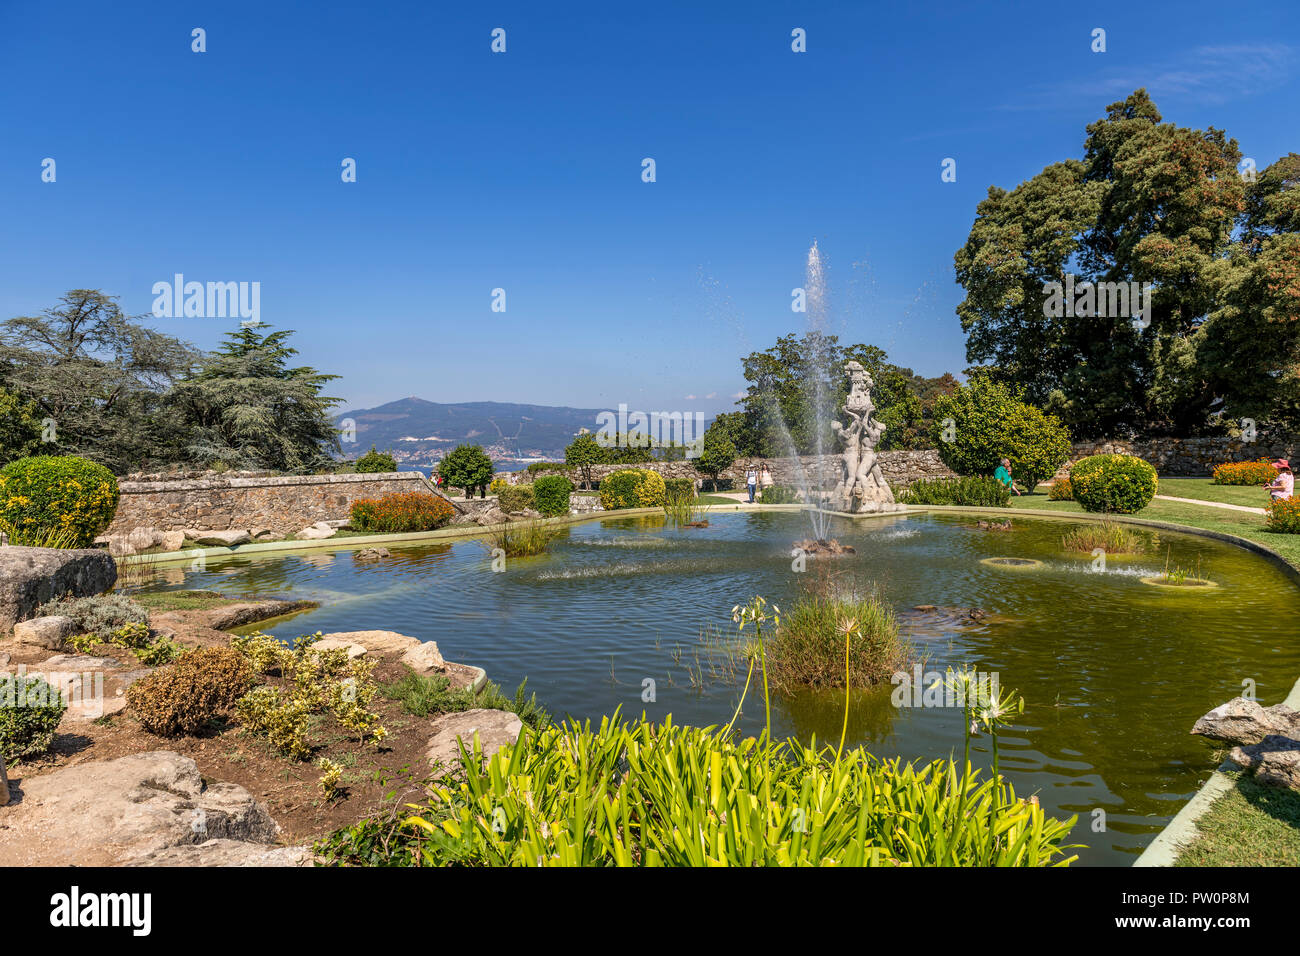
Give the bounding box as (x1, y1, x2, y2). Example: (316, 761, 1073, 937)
(105, 472, 457, 536)
(1055, 436, 1298, 479)
(518, 450, 955, 490)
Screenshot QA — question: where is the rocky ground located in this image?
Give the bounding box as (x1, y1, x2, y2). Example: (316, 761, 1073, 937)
(0, 597, 520, 867)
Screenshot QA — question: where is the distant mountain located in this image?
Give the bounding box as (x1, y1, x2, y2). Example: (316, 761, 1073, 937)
(335, 398, 607, 467)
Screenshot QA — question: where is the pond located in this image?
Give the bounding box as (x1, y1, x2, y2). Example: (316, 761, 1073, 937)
(132, 510, 1300, 866)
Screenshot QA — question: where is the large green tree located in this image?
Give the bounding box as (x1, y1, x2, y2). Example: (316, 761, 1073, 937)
(955, 89, 1300, 437)
(0, 290, 197, 473)
(167, 324, 341, 473)
(736, 332, 954, 456)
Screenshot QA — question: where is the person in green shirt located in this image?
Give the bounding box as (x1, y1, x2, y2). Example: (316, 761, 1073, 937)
(994, 458, 1022, 496)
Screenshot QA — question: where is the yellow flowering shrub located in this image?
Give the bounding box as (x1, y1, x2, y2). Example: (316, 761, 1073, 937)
(1069, 454, 1157, 513)
(599, 468, 667, 509)
(0, 455, 120, 548)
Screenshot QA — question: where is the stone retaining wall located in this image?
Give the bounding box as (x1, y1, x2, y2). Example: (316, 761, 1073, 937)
(516, 450, 956, 490)
(1055, 435, 1298, 479)
(105, 472, 457, 537)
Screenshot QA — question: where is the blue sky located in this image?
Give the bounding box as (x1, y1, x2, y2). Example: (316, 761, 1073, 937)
(2, 0, 1296, 416)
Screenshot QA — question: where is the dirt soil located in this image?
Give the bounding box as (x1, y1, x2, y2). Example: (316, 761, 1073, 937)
(1, 598, 483, 848)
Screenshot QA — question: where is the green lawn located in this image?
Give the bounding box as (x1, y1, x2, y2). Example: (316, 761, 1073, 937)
(1174, 769, 1300, 867)
(1154, 477, 1271, 509)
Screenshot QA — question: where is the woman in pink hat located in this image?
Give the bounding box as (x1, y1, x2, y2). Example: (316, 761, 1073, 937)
(1265, 459, 1293, 501)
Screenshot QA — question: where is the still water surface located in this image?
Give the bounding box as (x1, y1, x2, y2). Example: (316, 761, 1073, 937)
(136, 511, 1300, 865)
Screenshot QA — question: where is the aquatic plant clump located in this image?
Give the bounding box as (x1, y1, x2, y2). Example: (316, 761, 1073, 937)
(1061, 520, 1153, 554)
(764, 588, 907, 692)
(488, 518, 563, 557)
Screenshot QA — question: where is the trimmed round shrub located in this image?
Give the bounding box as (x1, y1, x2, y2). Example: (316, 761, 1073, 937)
(354, 445, 398, 473)
(533, 475, 573, 516)
(0, 455, 120, 548)
(497, 484, 535, 514)
(1212, 459, 1277, 485)
(0, 674, 67, 758)
(1265, 497, 1300, 533)
(599, 469, 667, 510)
(1047, 477, 1073, 501)
(350, 492, 456, 532)
(1069, 454, 1157, 514)
(127, 646, 253, 736)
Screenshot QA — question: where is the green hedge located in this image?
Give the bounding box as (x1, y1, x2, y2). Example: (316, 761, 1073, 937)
(497, 484, 535, 514)
(533, 475, 573, 516)
(896, 476, 1010, 507)
(1069, 454, 1157, 514)
(0, 455, 120, 548)
(599, 469, 667, 510)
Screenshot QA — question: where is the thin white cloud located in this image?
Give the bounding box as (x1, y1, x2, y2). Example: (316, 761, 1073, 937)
(999, 43, 1295, 111)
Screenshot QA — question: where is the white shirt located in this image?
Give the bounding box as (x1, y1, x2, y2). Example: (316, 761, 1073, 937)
(1271, 472, 1294, 499)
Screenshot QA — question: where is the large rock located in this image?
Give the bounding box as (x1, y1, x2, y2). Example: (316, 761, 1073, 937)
(12, 615, 75, 650)
(318, 629, 421, 656)
(159, 530, 186, 552)
(129, 839, 314, 867)
(127, 527, 163, 552)
(194, 530, 252, 547)
(1229, 735, 1300, 790)
(296, 523, 336, 541)
(0, 751, 281, 866)
(0, 546, 117, 634)
(204, 599, 317, 631)
(311, 637, 368, 659)
(400, 641, 445, 673)
(426, 709, 522, 769)
(1191, 697, 1300, 745)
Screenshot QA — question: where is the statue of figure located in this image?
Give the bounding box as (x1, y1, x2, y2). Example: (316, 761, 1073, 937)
(831, 360, 899, 513)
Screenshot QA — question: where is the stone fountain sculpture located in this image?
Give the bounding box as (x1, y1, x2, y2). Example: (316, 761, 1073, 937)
(829, 361, 904, 514)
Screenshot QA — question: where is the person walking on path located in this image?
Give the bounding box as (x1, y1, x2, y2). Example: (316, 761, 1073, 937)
(746, 465, 759, 503)
(994, 457, 1022, 497)
(760, 462, 774, 492)
(1265, 459, 1294, 501)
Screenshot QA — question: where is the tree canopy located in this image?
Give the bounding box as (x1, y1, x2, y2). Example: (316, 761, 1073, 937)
(0, 290, 197, 472)
(955, 89, 1300, 438)
(166, 324, 342, 473)
(734, 332, 956, 456)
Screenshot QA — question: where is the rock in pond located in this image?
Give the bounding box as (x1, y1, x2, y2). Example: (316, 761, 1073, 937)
(1191, 697, 1300, 745)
